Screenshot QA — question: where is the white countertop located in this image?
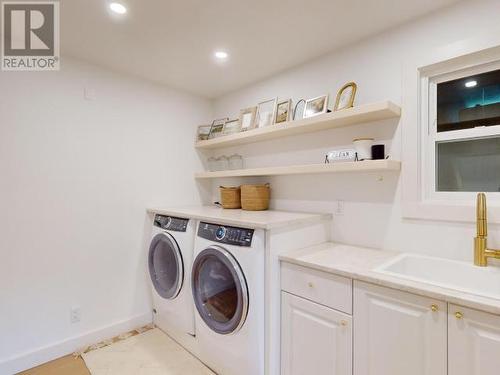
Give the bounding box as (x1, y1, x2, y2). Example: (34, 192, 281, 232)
(147, 205, 332, 230)
(280, 242, 500, 315)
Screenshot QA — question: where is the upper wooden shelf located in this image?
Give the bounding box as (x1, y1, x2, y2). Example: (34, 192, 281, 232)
(195, 100, 401, 150)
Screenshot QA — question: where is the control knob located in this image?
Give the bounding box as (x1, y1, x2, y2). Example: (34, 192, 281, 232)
(215, 226, 227, 240)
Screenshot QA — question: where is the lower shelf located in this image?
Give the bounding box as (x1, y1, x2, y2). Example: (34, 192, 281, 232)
(194, 160, 401, 179)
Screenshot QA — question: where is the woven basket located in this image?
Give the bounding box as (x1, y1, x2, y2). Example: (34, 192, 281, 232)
(219, 186, 241, 209)
(241, 184, 270, 211)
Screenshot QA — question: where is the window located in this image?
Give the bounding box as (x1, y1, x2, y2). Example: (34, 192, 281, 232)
(436, 136, 500, 192)
(426, 64, 500, 196)
(437, 69, 500, 132)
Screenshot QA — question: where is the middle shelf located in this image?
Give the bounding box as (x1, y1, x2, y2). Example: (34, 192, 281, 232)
(195, 159, 401, 179)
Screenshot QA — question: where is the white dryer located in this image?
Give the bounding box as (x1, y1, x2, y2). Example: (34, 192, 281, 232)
(191, 222, 265, 375)
(149, 214, 195, 336)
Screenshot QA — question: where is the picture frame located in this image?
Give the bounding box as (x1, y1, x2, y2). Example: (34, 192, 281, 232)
(239, 107, 257, 131)
(208, 118, 228, 139)
(256, 97, 277, 128)
(293, 99, 306, 120)
(196, 125, 211, 141)
(222, 118, 241, 135)
(275, 99, 292, 124)
(304, 94, 329, 118)
(334, 82, 357, 111)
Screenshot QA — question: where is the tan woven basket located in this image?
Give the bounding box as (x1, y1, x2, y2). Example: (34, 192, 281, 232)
(241, 183, 270, 211)
(219, 186, 241, 209)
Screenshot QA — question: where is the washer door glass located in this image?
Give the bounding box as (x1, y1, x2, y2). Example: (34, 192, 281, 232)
(148, 233, 184, 299)
(192, 246, 248, 334)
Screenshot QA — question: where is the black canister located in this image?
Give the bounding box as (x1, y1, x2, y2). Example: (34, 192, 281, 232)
(371, 144, 385, 160)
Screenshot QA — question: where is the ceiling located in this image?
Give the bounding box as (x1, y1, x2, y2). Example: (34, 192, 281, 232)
(61, 0, 462, 98)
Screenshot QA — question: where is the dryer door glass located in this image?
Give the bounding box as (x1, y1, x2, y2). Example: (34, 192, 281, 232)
(192, 246, 248, 334)
(148, 233, 184, 300)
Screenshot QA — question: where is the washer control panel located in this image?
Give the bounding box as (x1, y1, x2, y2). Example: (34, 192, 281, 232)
(154, 214, 189, 232)
(198, 222, 254, 247)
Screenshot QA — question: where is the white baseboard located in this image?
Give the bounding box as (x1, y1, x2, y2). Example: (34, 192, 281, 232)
(0, 312, 152, 375)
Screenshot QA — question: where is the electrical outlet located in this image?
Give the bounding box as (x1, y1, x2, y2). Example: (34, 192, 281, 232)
(84, 87, 96, 100)
(334, 200, 345, 216)
(70, 307, 81, 324)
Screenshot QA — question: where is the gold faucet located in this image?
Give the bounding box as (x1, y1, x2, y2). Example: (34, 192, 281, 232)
(474, 193, 500, 266)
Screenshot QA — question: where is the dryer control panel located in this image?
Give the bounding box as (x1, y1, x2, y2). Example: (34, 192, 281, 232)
(154, 214, 189, 232)
(198, 222, 254, 247)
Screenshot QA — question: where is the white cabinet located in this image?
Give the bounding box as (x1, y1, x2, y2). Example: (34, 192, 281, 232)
(281, 292, 352, 375)
(280, 261, 500, 375)
(449, 304, 500, 375)
(353, 281, 447, 375)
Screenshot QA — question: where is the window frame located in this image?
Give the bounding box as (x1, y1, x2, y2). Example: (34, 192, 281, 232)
(401, 44, 500, 223)
(424, 60, 500, 201)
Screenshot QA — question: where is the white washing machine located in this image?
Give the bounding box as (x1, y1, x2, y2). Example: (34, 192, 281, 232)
(149, 214, 196, 336)
(191, 221, 265, 375)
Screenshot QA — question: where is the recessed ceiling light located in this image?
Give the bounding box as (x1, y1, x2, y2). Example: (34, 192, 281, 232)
(109, 2, 127, 15)
(214, 51, 229, 60)
(465, 80, 477, 88)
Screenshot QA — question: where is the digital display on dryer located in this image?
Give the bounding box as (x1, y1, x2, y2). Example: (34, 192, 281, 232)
(198, 222, 254, 247)
(154, 215, 189, 232)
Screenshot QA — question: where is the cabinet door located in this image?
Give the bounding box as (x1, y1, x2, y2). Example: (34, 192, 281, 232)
(281, 292, 352, 375)
(449, 304, 500, 375)
(354, 281, 446, 375)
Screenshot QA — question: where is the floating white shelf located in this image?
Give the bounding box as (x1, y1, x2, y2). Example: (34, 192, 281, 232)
(195, 160, 401, 179)
(195, 100, 401, 150)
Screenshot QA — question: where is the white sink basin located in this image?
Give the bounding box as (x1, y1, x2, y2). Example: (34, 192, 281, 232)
(375, 253, 500, 300)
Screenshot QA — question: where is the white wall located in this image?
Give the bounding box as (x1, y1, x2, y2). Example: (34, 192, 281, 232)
(210, 0, 500, 261)
(0, 58, 211, 373)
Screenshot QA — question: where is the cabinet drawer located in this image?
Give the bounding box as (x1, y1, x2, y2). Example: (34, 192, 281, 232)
(281, 262, 352, 314)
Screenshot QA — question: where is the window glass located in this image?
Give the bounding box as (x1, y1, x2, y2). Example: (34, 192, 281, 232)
(436, 137, 500, 192)
(437, 69, 500, 132)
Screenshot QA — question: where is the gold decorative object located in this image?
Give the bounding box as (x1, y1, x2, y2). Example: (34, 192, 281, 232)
(334, 82, 357, 111)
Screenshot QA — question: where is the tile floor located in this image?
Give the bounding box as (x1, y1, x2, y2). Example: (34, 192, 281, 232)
(82, 328, 214, 375)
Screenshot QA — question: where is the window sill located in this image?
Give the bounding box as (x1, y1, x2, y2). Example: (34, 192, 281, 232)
(402, 200, 500, 224)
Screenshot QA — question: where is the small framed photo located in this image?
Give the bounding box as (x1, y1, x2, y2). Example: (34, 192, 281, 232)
(275, 99, 292, 124)
(304, 94, 329, 118)
(208, 118, 228, 139)
(197, 125, 211, 141)
(239, 107, 257, 131)
(334, 82, 357, 111)
(256, 98, 277, 128)
(223, 119, 241, 135)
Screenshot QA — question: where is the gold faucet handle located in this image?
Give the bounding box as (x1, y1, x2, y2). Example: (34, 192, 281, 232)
(476, 193, 487, 237)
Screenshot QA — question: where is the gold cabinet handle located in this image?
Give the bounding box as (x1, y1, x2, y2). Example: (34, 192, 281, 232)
(431, 304, 438, 312)
(455, 311, 464, 319)
(340, 320, 348, 327)
(307, 282, 314, 288)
